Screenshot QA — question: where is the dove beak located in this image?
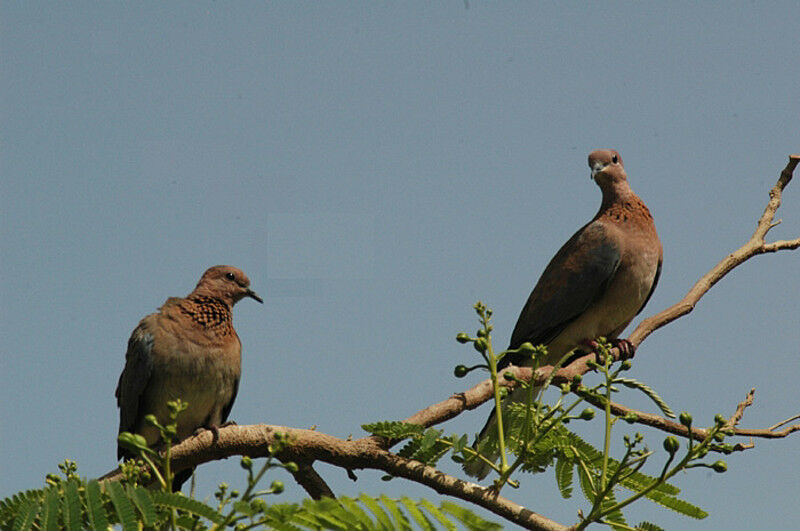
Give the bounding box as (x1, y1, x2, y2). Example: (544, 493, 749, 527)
(246, 289, 264, 304)
(590, 161, 607, 180)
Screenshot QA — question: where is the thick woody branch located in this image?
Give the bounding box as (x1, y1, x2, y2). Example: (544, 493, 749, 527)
(290, 461, 335, 500)
(103, 425, 567, 531)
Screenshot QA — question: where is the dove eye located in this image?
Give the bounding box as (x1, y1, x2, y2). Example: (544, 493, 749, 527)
(225, 272, 236, 281)
(611, 154, 619, 164)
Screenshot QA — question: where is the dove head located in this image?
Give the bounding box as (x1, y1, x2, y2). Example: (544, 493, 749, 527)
(192, 265, 263, 307)
(588, 149, 632, 199)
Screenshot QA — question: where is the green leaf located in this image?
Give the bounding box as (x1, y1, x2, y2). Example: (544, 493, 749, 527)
(84, 480, 109, 531)
(41, 487, 60, 531)
(12, 499, 39, 531)
(128, 486, 157, 527)
(358, 494, 394, 531)
(105, 481, 137, 531)
(62, 480, 82, 531)
(379, 495, 412, 531)
(417, 429, 439, 456)
(617, 469, 705, 518)
(614, 378, 676, 418)
(399, 497, 435, 531)
(362, 421, 424, 440)
(339, 496, 376, 530)
(555, 456, 574, 499)
(302, 497, 356, 529)
(599, 488, 627, 528)
(636, 522, 665, 531)
(150, 491, 225, 524)
(576, 459, 597, 504)
(439, 501, 502, 531)
(418, 499, 457, 531)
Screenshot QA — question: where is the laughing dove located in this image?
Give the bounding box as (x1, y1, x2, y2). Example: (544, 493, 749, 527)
(115, 265, 263, 489)
(464, 149, 662, 479)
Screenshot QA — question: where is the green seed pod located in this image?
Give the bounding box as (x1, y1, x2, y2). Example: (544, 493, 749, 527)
(714, 414, 727, 427)
(271, 480, 284, 494)
(240, 456, 253, 470)
(477, 328, 487, 338)
(579, 408, 595, 420)
(473, 338, 487, 352)
(711, 460, 728, 473)
(455, 332, 471, 344)
(284, 461, 299, 473)
(679, 411, 693, 427)
(453, 365, 469, 378)
(620, 359, 633, 371)
(663, 436, 680, 454)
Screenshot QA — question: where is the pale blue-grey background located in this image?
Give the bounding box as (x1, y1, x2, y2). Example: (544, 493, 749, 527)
(2, 3, 799, 529)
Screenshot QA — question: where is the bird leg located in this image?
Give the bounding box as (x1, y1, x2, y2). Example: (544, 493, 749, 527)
(193, 421, 236, 445)
(613, 339, 636, 360)
(581, 338, 636, 365)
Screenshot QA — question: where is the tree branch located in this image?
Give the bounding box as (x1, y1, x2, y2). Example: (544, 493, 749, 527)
(627, 153, 800, 346)
(103, 425, 568, 531)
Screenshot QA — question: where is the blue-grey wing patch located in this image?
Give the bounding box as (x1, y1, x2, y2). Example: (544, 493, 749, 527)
(502, 222, 621, 370)
(115, 323, 154, 459)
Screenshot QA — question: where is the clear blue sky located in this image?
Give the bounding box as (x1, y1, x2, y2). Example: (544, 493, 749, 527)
(2, 3, 798, 529)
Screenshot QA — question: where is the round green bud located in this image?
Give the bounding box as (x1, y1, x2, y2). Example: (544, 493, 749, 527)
(144, 414, 158, 427)
(473, 338, 487, 353)
(679, 411, 693, 427)
(713, 431, 726, 442)
(579, 408, 595, 420)
(571, 374, 583, 384)
(714, 414, 727, 427)
(518, 342, 535, 353)
(620, 359, 633, 371)
(711, 460, 727, 473)
(477, 328, 487, 338)
(455, 332, 471, 344)
(453, 365, 469, 378)
(240, 456, 253, 470)
(271, 480, 284, 494)
(624, 412, 639, 423)
(499, 387, 509, 399)
(284, 462, 299, 473)
(663, 436, 680, 454)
